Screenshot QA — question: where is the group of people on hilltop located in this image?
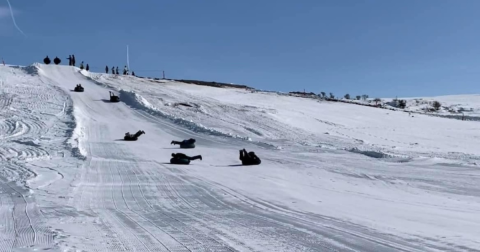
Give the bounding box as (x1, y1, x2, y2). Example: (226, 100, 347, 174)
(42, 54, 136, 76)
(105, 65, 135, 76)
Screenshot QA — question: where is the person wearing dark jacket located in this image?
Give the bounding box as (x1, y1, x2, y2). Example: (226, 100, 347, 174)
(239, 149, 261, 165)
(124, 130, 145, 140)
(170, 153, 202, 164)
(86, 64, 89, 71)
(172, 153, 202, 161)
(72, 55, 76, 66)
(115, 66, 119, 75)
(171, 138, 195, 145)
(171, 138, 196, 148)
(67, 55, 72, 66)
(79, 61, 84, 70)
(111, 66, 115, 74)
(105, 65, 109, 73)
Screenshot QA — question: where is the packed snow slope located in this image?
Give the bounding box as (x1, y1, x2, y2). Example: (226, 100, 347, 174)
(0, 63, 478, 251)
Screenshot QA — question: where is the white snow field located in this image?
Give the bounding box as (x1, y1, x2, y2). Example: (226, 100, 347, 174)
(0, 63, 479, 252)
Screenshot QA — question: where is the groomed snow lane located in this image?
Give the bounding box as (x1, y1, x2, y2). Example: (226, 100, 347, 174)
(37, 65, 438, 251)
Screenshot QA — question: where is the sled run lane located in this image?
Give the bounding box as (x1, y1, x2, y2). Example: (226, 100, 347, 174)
(0, 64, 477, 251)
(34, 65, 431, 252)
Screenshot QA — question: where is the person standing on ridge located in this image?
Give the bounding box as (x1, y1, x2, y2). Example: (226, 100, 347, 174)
(72, 55, 76, 66)
(115, 66, 119, 75)
(86, 64, 89, 71)
(67, 55, 72, 66)
(105, 65, 109, 73)
(111, 66, 115, 74)
(79, 61, 84, 70)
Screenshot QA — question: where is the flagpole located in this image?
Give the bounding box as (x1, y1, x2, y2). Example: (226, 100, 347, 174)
(127, 45, 130, 69)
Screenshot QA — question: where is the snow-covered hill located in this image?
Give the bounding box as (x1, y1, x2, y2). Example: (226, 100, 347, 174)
(0, 63, 479, 251)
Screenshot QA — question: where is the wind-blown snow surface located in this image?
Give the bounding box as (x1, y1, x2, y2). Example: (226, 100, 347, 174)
(0, 64, 479, 251)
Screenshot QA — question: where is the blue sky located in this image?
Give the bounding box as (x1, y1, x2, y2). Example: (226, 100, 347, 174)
(1, 0, 480, 98)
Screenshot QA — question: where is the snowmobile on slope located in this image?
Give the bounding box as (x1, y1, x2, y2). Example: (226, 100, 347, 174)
(124, 130, 145, 141)
(74, 84, 84, 92)
(109, 91, 120, 102)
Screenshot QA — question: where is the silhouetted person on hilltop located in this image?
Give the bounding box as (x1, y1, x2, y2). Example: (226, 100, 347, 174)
(86, 64, 89, 71)
(132, 71, 135, 76)
(105, 65, 109, 73)
(53, 57, 61, 65)
(79, 61, 84, 70)
(115, 66, 119, 75)
(111, 66, 115, 74)
(67, 55, 72, 66)
(43, 56, 51, 65)
(72, 55, 76, 66)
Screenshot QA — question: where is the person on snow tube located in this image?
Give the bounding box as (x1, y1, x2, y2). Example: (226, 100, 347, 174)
(124, 130, 145, 140)
(170, 153, 202, 165)
(239, 149, 261, 165)
(171, 138, 196, 148)
(74, 84, 84, 92)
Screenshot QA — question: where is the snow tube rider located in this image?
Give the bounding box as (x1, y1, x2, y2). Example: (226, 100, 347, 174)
(239, 149, 261, 165)
(124, 130, 145, 141)
(170, 153, 202, 165)
(74, 84, 84, 92)
(171, 138, 196, 148)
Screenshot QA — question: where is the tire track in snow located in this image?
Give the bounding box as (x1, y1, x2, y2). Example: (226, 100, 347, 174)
(149, 165, 323, 252)
(103, 159, 164, 252)
(0, 180, 54, 250)
(197, 178, 428, 252)
(112, 162, 188, 252)
(0, 182, 15, 252)
(0, 93, 14, 111)
(116, 161, 221, 252)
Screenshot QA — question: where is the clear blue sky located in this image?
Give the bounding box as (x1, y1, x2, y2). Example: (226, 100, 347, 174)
(1, 0, 480, 98)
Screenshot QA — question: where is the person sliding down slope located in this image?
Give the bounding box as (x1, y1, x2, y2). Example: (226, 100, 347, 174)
(171, 138, 196, 148)
(170, 153, 202, 165)
(239, 149, 261, 165)
(124, 130, 145, 140)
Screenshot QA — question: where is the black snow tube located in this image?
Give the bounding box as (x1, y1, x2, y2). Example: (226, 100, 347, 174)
(170, 158, 190, 165)
(74, 86, 84, 92)
(242, 159, 261, 165)
(124, 136, 138, 141)
(179, 143, 195, 149)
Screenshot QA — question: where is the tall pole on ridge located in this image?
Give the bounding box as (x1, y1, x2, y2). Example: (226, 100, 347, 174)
(127, 45, 130, 70)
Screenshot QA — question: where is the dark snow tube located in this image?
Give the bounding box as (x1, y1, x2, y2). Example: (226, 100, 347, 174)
(242, 159, 261, 165)
(179, 143, 195, 149)
(124, 136, 138, 141)
(170, 158, 190, 165)
(74, 87, 84, 92)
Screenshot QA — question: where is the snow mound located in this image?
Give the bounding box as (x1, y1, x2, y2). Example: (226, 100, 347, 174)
(347, 147, 412, 162)
(118, 90, 252, 141)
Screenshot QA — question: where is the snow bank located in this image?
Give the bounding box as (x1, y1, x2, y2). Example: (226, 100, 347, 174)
(63, 100, 87, 160)
(119, 90, 252, 141)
